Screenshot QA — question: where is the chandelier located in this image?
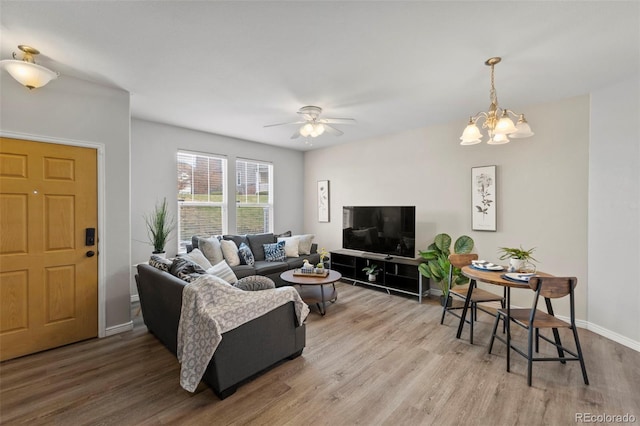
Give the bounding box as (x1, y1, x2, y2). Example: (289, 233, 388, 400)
(460, 57, 534, 145)
(0, 45, 59, 90)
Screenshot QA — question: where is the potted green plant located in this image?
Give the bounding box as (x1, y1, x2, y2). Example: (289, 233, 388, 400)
(498, 246, 537, 272)
(418, 233, 474, 306)
(362, 264, 380, 282)
(144, 197, 175, 256)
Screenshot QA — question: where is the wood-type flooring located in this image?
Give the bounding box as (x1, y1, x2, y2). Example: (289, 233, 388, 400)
(1, 282, 639, 425)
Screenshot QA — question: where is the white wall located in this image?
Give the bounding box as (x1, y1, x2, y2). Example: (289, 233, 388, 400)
(589, 77, 640, 345)
(0, 73, 131, 331)
(305, 96, 590, 319)
(130, 119, 305, 287)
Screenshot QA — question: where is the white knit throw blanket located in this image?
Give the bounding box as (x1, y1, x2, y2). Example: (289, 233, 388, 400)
(177, 275, 309, 392)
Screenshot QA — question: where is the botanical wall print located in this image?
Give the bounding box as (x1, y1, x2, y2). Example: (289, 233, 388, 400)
(471, 165, 497, 231)
(317, 180, 330, 222)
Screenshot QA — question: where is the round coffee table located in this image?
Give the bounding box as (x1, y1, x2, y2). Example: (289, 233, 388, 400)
(280, 269, 342, 316)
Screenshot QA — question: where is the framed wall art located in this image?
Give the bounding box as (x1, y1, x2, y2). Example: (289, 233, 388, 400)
(471, 165, 496, 231)
(317, 180, 330, 222)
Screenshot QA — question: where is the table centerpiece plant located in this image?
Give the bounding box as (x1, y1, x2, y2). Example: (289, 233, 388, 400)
(418, 233, 474, 306)
(497, 246, 537, 273)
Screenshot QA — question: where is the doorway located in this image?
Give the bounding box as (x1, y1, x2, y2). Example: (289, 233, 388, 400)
(0, 137, 98, 361)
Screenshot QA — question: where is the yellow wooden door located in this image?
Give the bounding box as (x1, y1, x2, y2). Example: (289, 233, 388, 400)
(0, 137, 98, 361)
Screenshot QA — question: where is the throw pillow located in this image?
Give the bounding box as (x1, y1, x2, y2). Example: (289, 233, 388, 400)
(237, 242, 255, 266)
(275, 230, 292, 238)
(296, 234, 315, 255)
(263, 241, 286, 262)
(148, 255, 173, 272)
(181, 248, 213, 270)
(277, 236, 300, 258)
(234, 275, 276, 291)
(170, 257, 206, 282)
(220, 239, 241, 266)
(198, 236, 224, 265)
(206, 260, 238, 284)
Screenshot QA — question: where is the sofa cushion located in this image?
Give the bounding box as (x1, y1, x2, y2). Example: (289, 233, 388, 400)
(170, 257, 206, 282)
(295, 234, 315, 255)
(234, 275, 276, 291)
(238, 242, 255, 267)
(206, 260, 238, 284)
(149, 254, 173, 272)
(220, 239, 240, 266)
(263, 241, 286, 262)
(223, 234, 248, 248)
(277, 236, 299, 258)
(253, 260, 288, 276)
(247, 233, 275, 261)
(181, 248, 213, 270)
(230, 264, 256, 279)
(198, 236, 224, 265)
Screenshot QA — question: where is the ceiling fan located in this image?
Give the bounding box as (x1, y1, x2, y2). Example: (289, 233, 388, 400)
(264, 106, 356, 139)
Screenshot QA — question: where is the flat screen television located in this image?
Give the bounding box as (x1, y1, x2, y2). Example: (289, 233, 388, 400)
(342, 206, 416, 258)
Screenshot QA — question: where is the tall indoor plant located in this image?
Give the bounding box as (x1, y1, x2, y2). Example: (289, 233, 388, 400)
(144, 197, 175, 255)
(418, 233, 474, 304)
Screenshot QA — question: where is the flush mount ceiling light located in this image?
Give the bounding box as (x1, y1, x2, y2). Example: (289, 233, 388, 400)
(460, 57, 534, 145)
(0, 45, 59, 90)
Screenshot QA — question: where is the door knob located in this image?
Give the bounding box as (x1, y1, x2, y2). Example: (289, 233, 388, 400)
(86, 251, 95, 257)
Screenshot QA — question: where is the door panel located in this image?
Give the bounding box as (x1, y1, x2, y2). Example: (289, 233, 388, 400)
(0, 137, 98, 361)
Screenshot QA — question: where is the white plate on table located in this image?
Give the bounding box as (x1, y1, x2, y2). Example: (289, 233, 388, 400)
(504, 272, 536, 282)
(471, 261, 504, 271)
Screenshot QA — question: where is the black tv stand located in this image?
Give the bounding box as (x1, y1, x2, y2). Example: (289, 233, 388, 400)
(329, 249, 428, 303)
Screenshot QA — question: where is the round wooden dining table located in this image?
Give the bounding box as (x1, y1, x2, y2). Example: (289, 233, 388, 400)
(458, 265, 554, 371)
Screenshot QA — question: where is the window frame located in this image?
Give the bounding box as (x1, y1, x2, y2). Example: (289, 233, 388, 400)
(176, 150, 228, 252)
(235, 158, 274, 234)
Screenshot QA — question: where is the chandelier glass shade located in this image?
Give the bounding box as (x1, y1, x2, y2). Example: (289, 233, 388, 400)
(460, 57, 534, 145)
(0, 45, 58, 90)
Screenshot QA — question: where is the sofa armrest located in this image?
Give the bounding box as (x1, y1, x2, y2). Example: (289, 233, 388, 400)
(136, 264, 186, 354)
(310, 243, 318, 254)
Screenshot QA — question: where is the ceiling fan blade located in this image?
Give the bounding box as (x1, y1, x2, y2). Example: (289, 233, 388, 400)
(264, 120, 305, 128)
(290, 130, 301, 139)
(321, 118, 357, 125)
(323, 124, 344, 136)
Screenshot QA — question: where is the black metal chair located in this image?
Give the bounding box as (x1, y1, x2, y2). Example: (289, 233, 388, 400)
(443, 254, 505, 344)
(488, 276, 589, 386)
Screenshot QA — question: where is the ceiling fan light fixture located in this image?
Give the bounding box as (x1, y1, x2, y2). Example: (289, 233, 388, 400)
(300, 122, 314, 137)
(0, 45, 59, 89)
(460, 57, 533, 146)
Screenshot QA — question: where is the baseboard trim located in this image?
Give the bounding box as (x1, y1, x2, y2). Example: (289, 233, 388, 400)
(105, 321, 133, 337)
(585, 321, 640, 352)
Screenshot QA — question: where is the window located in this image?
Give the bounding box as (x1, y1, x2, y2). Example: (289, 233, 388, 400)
(177, 151, 227, 251)
(236, 158, 273, 234)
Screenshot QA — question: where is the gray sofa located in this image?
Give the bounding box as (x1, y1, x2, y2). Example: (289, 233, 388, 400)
(189, 232, 321, 287)
(135, 263, 306, 399)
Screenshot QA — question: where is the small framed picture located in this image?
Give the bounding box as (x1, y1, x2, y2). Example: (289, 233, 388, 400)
(317, 180, 330, 222)
(471, 165, 496, 231)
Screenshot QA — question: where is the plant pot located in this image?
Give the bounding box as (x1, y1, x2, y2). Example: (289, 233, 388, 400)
(152, 251, 166, 258)
(440, 295, 452, 307)
(509, 258, 524, 272)
(368, 274, 377, 282)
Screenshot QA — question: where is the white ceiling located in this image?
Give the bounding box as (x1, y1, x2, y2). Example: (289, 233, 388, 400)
(1, 1, 638, 151)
